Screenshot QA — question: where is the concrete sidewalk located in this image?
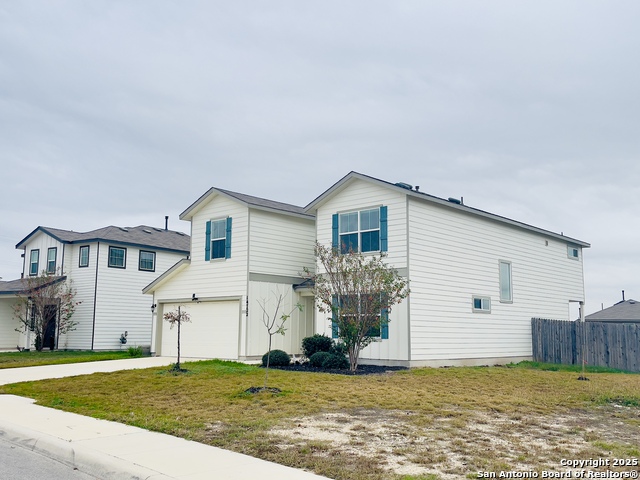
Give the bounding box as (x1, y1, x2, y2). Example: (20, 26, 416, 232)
(0, 359, 331, 479)
(0, 356, 175, 386)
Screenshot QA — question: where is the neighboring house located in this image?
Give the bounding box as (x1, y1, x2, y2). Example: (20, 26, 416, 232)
(143, 188, 316, 360)
(0, 225, 190, 351)
(585, 299, 640, 323)
(304, 172, 590, 367)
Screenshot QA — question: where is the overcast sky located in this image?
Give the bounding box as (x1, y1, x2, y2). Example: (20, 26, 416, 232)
(1, 1, 638, 315)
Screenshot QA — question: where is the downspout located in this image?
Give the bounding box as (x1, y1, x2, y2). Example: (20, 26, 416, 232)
(91, 242, 100, 350)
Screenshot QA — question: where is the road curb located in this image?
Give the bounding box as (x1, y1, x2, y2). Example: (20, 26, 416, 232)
(0, 421, 174, 480)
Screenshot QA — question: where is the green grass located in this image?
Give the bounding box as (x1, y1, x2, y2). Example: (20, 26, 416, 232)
(0, 350, 133, 369)
(1, 360, 639, 480)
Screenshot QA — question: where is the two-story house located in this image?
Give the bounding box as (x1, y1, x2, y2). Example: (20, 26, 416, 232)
(305, 172, 590, 367)
(0, 225, 190, 351)
(143, 188, 316, 360)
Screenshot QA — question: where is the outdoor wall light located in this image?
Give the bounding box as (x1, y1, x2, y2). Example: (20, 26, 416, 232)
(151, 303, 157, 312)
(192, 293, 198, 302)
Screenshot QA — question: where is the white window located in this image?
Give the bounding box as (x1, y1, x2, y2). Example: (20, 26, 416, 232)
(472, 296, 491, 313)
(211, 219, 227, 260)
(567, 245, 580, 260)
(499, 260, 512, 302)
(339, 208, 380, 253)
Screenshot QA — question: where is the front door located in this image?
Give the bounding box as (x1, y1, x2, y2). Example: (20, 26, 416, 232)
(43, 305, 57, 350)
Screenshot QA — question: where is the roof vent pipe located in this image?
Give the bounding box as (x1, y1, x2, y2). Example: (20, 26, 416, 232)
(415, 186, 420, 192)
(165, 216, 169, 231)
(622, 290, 625, 301)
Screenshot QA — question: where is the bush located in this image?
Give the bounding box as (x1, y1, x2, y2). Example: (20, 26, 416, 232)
(262, 349, 290, 367)
(302, 334, 333, 358)
(309, 351, 332, 368)
(321, 353, 349, 369)
(329, 342, 348, 357)
(127, 346, 143, 357)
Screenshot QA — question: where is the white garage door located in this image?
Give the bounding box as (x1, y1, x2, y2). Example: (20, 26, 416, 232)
(161, 301, 239, 359)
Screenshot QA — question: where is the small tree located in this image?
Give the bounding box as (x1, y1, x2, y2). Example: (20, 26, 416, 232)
(258, 291, 302, 389)
(305, 243, 409, 372)
(13, 270, 80, 351)
(163, 305, 191, 371)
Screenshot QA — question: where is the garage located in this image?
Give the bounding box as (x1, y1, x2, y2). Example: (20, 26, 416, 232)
(160, 300, 240, 359)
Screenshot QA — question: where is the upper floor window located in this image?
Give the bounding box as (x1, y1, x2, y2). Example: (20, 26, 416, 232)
(79, 246, 90, 268)
(333, 206, 387, 254)
(139, 250, 156, 272)
(567, 245, 580, 260)
(108, 246, 126, 269)
(472, 296, 491, 313)
(205, 217, 232, 261)
(499, 260, 512, 303)
(29, 249, 39, 276)
(47, 247, 57, 274)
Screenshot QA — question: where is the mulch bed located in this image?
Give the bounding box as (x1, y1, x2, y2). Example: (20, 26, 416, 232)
(267, 363, 408, 376)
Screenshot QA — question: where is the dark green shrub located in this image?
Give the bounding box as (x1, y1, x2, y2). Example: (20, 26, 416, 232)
(262, 349, 290, 367)
(309, 351, 332, 368)
(329, 342, 348, 357)
(302, 334, 333, 358)
(322, 353, 349, 370)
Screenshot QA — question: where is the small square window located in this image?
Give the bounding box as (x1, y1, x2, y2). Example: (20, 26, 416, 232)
(472, 296, 491, 313)
(79, 246, 90, 268)
(139, 251, 156, 272)
(567, 246, 580, 260)
(108, 247, 126, 268)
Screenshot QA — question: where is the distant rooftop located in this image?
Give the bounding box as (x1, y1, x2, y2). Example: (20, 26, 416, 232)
(585, 299, 640, 323)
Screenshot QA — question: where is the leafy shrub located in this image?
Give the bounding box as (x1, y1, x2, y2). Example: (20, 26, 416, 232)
(309, 351, 332, 368)
(302, 334, 333, 358)
(127, 346, 143, 357)
(321, 353, 349, 370)
(262, 349, 290, 367)
(329, 342, 348, 357)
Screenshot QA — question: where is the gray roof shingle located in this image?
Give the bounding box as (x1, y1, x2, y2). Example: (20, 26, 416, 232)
(585, 299, 640, 322)
(16, 226, 190, 253)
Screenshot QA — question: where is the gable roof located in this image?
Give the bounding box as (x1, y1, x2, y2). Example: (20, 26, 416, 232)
(179, 187, 313, 221)
(305, 171, 590, 248)
(585, 299, 640, 322)
(0, 276, 67, 296)
(16, 226, 190, 254)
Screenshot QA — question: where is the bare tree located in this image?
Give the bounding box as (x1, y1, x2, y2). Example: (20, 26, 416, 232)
(258, 290, 302, 389)
(304, 243, 409, 371)
(163, 305, 191, 371)
(13, 270, 80, 351)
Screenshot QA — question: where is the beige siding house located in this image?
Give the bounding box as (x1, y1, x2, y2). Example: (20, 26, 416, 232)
(306, 172, 589, 367)
(1, 225, 190, 350)
(144, 188, 316, 360)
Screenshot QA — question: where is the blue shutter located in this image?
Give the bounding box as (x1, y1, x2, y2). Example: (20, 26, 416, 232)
(205, 221, 211, 261)
(381, 293, 389, 339)
(331, 295, 339, 338)
(332, 214, 339, 250)
(225, 217, 232, 259)
(380, 206, 388, 252)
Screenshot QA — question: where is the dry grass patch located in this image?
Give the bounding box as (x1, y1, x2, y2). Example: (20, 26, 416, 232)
(1, 361, 639, 480)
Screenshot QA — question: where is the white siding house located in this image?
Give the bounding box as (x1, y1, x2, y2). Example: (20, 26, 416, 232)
(1, 225, 190, 351)
(144, 188, 316, 360)
(305, 172, 590, 367)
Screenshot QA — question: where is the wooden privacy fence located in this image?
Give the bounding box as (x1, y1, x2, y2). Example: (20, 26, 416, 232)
(531, 317, 640, 372)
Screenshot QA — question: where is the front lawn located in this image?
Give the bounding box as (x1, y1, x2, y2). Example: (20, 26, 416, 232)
(1, 361, 639, 480)
(0, 350, 134, 369)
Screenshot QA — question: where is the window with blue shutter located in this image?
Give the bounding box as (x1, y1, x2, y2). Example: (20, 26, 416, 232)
(206, 218, 232, 261)
(332, 293, 389, 340)
(331, 295, 339, 338)
(336, 206, 387, 253)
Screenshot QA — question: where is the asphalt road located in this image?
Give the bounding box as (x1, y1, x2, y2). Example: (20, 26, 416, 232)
(0, 437, 98, 480)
